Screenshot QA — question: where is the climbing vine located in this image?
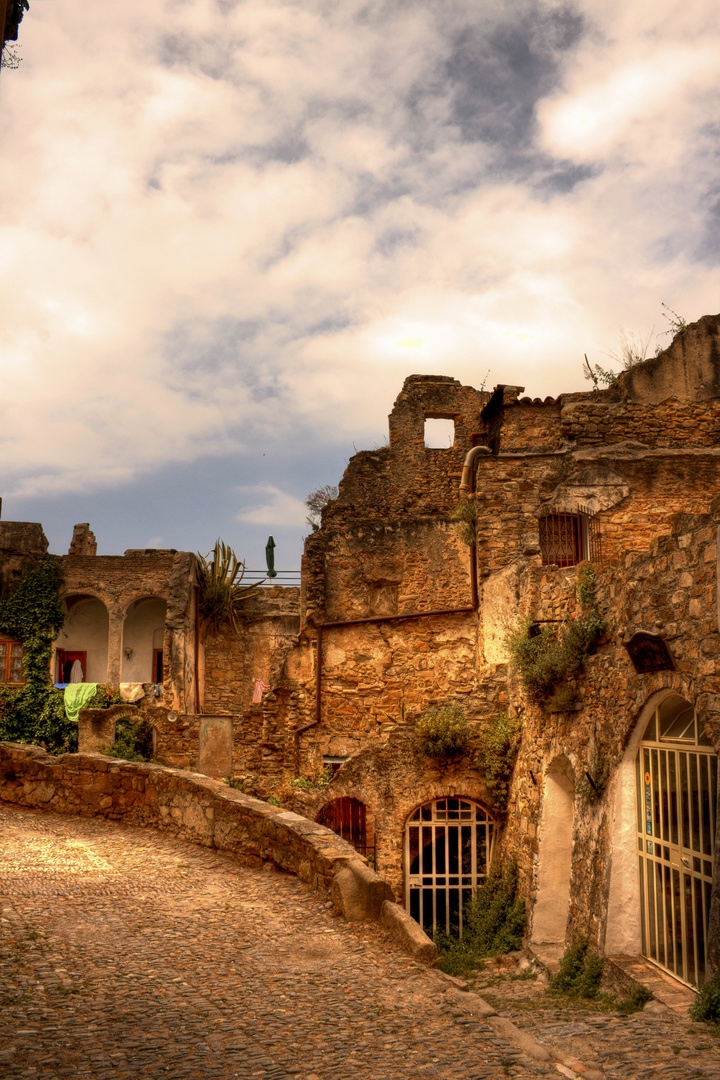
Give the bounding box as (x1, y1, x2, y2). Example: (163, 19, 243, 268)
(0, 557, 74, 753)
(504, 564, 605, 711)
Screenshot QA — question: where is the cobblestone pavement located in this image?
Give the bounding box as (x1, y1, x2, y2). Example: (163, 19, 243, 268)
(1, 805, 719, 1080)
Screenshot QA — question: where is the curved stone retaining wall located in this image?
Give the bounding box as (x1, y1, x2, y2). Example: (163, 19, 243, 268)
(0, 743, 435, 962)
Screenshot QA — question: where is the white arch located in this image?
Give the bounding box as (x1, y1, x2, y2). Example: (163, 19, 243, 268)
(605, 689, 681, 955)
(532, 755, 575, 945)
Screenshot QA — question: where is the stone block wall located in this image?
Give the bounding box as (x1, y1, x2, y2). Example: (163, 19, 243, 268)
(0, 742, 436, 959)
(496, 502, 720, 951)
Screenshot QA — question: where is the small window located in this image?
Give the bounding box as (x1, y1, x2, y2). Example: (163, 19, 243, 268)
(539, 513, 588, 567)
(0, 639, 25, 685)
(323, 756, 348, 776)
(424, 417, 455, 448)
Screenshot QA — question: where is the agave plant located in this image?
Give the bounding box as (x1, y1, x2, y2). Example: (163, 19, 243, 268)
(195, 540, 261, 636)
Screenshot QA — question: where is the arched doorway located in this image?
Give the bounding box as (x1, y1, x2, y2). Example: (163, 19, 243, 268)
(55, 596, 109, 683)
(636, 693, 717, 986)
(404, 797, 495, 936)
(532, 756, 575, 946)
(121, 598, 167, 683)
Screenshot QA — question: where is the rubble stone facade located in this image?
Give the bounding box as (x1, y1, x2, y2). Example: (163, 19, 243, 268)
(2, 313, 720, 989)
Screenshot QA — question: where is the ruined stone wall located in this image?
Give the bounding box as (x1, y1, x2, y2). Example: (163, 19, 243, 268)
(299, 724, 512, 900)
(0, 742, 430, 954)
(561, 397, 720, 448)
(0, 520, 48, 598)
(59, 551, 197, 712)
(496, 503, 720, 950)
(496, 400, 564, 452)
(473, 450, 720, 574)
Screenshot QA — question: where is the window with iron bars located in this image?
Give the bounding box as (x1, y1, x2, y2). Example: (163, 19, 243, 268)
(538, 507, 601, 567)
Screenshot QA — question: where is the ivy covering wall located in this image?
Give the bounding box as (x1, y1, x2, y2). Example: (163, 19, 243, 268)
(0, 556, 74, 753)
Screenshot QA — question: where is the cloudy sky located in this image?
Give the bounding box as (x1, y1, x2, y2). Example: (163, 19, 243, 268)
(1, 0, 718, 571)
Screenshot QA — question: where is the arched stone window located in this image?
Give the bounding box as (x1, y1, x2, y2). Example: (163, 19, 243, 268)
(404, 797, 495, 936)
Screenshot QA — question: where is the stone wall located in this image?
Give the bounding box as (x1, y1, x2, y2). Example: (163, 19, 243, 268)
(0, 742, 435, 960)
(495, 501, 720, 953)
(59, 550, 197, 712)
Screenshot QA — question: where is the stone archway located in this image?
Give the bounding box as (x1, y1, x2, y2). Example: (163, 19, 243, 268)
(606, 688, 718, 989)
(403, 796, 495, 936)
(532, 755, 575, 946)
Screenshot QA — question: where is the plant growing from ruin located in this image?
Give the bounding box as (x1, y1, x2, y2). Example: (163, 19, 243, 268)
(504, 565, 605, 709)
(450, 497, 477, 547)
(195, 539, 260, 637)
(305, 484, 338, 532)
(101, 716, 154, 763)
(434, 861, 527, 975)
(660, 303, 688, 337)
(476, 712, 522, 809)
(550, 935, 604, 999)
(412, 703, 471, 760)
(691, 968, 720, 1025)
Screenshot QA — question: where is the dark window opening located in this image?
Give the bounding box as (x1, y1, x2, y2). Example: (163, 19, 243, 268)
(56, 650, 87, 683)
(539, 507, 601, 567)
(153, 649, 163, 683)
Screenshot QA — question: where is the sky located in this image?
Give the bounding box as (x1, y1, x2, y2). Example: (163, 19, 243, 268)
(0, 0, 718, 572)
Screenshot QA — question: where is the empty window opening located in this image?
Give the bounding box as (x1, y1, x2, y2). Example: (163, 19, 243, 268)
(539, 507, 600, 567)
(317, 797, 374, 860)
(424, 417, 455, 449)
(404, 797, 495, 936)
(636, 695, 716, 987)
(323, 756, 348, 776)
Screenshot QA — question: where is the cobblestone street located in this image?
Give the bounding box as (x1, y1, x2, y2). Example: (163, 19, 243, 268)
(1, 804, 719, 1080)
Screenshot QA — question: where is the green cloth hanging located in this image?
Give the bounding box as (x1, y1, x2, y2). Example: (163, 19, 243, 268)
(64, 683, 98, 722)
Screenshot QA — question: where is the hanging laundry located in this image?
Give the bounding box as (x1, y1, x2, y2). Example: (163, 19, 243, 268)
(70, 659, 84, 683)
(252, 678, 269, 703)
(64, 683, 98, 722)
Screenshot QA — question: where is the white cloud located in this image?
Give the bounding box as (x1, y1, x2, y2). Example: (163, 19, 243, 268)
(235, 484, 308, 527)
(0, 0, 717, 545)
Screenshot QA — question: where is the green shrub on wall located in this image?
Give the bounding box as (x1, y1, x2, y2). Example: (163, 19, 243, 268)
(413, 704, 471, 759)
(0, 557, 74, 753)
(504, 565, 605, 708)
(476, 712, 522, 809)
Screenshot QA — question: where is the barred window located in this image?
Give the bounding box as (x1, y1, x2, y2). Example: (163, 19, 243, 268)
(0, 639, 25, 685)
(539, 513, 587, 567)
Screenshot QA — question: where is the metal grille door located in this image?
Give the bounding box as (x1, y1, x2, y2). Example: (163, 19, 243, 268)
(404, 798, 495, 936)
(636, 696, 717, 987)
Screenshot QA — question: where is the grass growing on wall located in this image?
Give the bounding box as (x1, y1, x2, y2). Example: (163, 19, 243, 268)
(412, 703, 472, 760)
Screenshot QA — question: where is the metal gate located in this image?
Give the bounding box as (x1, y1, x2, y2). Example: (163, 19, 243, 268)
(636, 694, 717, 987)
(404, 797, 495, 936)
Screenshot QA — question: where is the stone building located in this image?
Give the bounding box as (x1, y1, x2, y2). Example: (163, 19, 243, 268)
(2, 313, 720, 992)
